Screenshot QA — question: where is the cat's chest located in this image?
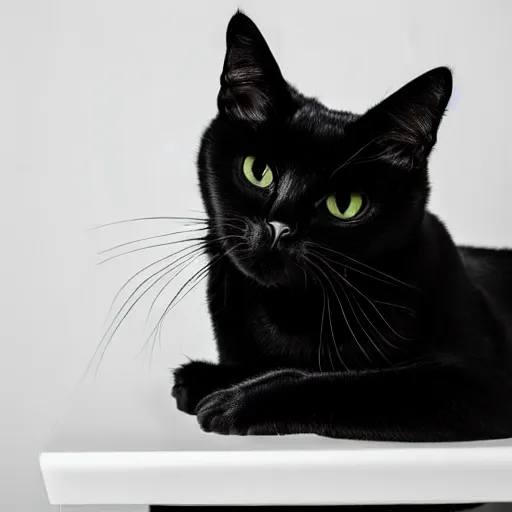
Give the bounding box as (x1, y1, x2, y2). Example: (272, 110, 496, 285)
(217, 276, 325, 365)
(247, 298, 321, 365)
(209, 265, 418, 370)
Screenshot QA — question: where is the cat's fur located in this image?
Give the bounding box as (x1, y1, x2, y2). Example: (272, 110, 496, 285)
(171, 11, 512, 442)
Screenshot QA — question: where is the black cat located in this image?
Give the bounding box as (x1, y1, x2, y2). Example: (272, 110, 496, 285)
(171, 11, 512, 442)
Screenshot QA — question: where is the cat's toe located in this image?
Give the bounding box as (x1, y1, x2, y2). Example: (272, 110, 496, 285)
(195, 369, 310, 435)
(171, 362, 218, 414)
(171, 382, 198, 414)
(196, 387, 251, 435)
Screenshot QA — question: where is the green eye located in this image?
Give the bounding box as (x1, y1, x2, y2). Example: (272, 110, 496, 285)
(326, 192, 364, 220)
(242, 156, 273, 188)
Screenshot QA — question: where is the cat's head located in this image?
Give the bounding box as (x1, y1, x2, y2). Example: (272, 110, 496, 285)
(198, 11, 452, 288)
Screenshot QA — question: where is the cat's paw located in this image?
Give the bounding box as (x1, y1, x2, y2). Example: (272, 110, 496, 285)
(171, 361, 222, 415)
(195, 369, 307, 435)
(195, 386, 248, 434)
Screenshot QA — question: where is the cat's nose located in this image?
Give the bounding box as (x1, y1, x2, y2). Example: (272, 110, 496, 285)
(267, 220, 291, 248)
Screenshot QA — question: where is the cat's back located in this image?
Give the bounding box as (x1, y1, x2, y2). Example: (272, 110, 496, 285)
(459, 245, 512, 320)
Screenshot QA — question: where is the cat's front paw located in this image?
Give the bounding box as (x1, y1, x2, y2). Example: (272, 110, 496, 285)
(195, 369, 308, 435)
(195, 386, 251, 434)
(172, 361, 222, 415)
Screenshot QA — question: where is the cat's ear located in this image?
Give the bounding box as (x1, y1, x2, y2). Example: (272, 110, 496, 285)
(217, 11, 291, 126)
(360, 67, 453, 169)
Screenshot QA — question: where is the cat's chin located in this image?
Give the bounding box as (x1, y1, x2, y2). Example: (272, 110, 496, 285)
(245, 270, 291, 288)
(230, 256, 304, 289)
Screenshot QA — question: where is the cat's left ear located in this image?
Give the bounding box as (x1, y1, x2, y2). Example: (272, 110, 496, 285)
(217, 11, 292, 126)
(359, 67, 453, 170)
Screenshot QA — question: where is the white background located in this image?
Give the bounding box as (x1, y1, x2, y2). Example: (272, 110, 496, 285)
(2, 0, 511, 510)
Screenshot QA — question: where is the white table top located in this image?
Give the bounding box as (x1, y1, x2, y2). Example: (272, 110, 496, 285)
(41, 359, 512, 506)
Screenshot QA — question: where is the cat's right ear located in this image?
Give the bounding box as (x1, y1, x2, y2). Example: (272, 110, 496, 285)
(217, 11, 291, 126)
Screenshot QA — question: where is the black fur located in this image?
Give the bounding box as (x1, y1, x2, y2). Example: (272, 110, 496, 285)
(171, 11, 512, 442)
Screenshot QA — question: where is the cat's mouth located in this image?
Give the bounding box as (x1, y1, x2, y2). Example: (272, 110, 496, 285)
(227, 242, 304, 288)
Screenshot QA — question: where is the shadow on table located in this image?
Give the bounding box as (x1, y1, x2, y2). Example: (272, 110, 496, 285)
(150, 505, 486, 511)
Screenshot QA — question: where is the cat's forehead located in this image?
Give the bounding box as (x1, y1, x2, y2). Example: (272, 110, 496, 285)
(266, 102, 359, 180)
(288, 102, 359, 139)
(269, 102, 360, 165)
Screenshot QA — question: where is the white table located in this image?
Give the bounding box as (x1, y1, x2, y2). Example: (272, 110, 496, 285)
(40, 362, 512, 509)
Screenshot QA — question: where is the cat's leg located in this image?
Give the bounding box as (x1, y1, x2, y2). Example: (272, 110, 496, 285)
(171, 360, 262, 415)
(195, 363, 508, 441)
